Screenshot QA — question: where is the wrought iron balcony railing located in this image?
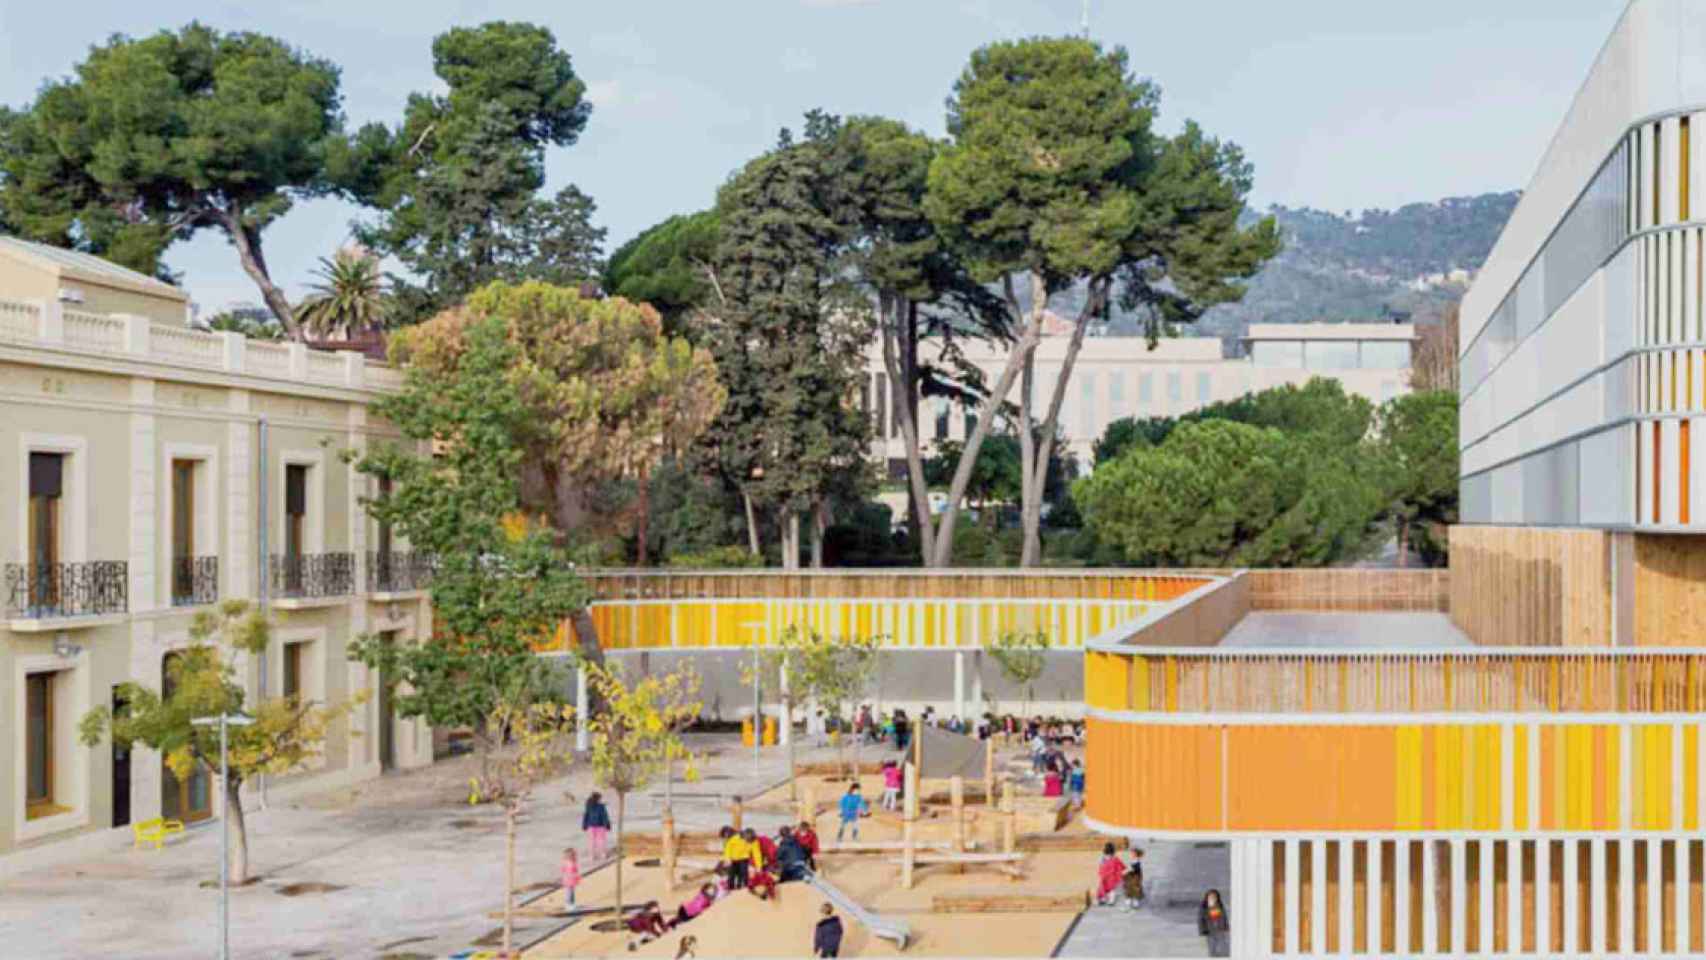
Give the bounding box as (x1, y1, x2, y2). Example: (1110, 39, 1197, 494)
(171, 556, 219, 607)
(367, 551, 435, 593)
(270, 552, 355, 599)
(4, 561, 129, 617)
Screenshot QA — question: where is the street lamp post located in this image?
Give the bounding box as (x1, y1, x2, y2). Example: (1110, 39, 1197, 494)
(192, 713, 255, 960)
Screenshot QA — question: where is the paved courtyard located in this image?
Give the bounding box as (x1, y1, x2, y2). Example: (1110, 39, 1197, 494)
(1054, 840, 1230, 959)
(0, 733, 809, 960)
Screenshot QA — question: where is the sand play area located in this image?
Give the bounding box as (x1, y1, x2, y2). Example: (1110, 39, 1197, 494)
(526, 746, 1109, 958)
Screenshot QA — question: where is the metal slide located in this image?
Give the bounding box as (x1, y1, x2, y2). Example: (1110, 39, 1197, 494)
(802, 869, 911, 950)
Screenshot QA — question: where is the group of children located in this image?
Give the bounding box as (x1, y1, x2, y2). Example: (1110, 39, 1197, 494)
(1095, 843, 1146, 911)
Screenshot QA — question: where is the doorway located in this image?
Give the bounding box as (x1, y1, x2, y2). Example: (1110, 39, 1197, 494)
(111, 686, 131, 828)
(160, 652, 212, 823)
(377, 631, 397, 772)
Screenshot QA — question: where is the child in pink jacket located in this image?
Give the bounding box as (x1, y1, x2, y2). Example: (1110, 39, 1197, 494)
(561, 847, 581, 909)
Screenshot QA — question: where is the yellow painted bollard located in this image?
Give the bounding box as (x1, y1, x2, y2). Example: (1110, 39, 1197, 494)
(742, 717, 755, 747)
(764, 715, 778, 746)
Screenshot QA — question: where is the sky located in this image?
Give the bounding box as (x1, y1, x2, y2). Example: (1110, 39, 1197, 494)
(0, 0, 1628, 314)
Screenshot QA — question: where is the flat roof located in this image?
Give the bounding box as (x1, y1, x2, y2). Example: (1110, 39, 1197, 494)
(0, 235, 189, 303)
(1244, 323, 1416, 341)
(1219, 611, 1473, 650)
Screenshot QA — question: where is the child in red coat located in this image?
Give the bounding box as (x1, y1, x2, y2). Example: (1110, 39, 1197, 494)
(1096, 843, 1124, 906)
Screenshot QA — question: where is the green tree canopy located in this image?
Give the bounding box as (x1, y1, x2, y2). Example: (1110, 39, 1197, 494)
(1377, 390, 1459, 566)
(603, 210, 721, 337)
(0, 23, 349, 335)
(923, 37, 1281, 566)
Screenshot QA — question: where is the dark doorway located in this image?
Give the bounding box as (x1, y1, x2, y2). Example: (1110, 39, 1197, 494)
(377, 631, 397, 772)
(111, 686, 131, 827)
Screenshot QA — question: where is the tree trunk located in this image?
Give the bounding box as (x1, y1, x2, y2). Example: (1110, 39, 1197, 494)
(743, 490, 761, 557)
(811, 499, 827, 569)
(221, 211, 302, 341)
(883, 298, 935, 564)
(928, 277, 1042, 568)
(1019, 349, 1039, 567)
(614, 791, 627, 918)
(1397, 519, 1409, 568)
(567, 609, 608, 718)
(503, 801, 517, 958)
(784, 513, 801, 570)
(226, 775, 250, 886)
(635, 467, 651, 567)
(1021, 277, 1107, 567)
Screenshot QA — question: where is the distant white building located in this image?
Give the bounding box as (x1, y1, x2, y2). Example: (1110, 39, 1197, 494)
(862, 321, 1416, 473)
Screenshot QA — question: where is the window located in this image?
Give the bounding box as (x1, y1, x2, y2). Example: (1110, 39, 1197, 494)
(1109, 375, 1126, 419)
(1138, 373, 1153, 403)
(376, 475, 394, 559)
(890, 378, 905, 440)
(1304, 341, 1360, 371)
(28, 451, 63, 568)
(1080, 373, 1097, 437)
(1361, 341, 1412, 369)
(873, 373, 888, 440)
(25, 672, 55, 818)
(283, 641, 305, 703)
(1251, 341, 1304, 367)
(933, 399, 949, 442)
(1196, 373, 1213, 405)
(170, 460, 197, 605)
(161, 653, 211, 823)
(1166, 372, 1182, 403)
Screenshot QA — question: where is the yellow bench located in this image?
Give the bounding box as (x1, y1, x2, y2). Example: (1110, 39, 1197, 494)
(132, 817, 185, 851)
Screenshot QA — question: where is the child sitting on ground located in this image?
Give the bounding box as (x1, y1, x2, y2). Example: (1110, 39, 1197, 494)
(795, 821, 820, 870)
(747, 864, 780, 901)
(626, 901, 668, 950)
(1096, 843, 1125, 906)
(880, 760, 902, 810)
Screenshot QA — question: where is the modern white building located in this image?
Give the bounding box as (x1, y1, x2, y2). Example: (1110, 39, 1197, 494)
(864, 321, 1415, 470)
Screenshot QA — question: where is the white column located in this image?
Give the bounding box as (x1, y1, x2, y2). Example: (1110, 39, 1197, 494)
(1311, 840, 1327, 955)
(1230, 839, 1261, 959)
(1364, 842, 1378, 954)
(1338, 840, 1354, 956)
(1606, 837, 1622, 955)
(1506, 840, 1522, 957)
(1478, 842, 1493, 955)
(970, 651, 984, 715)
(1423, 840, 1439, 956)
(129, 378, 157, 612)
(225, 391, 252, 600)
(1647, 838, 1663, 954)
(1392, 840, 1407, 955)
(1449, 838, 1466, 956)
(1562, 837, 1579, 957)
(575, 666, 589, 752)
(1536, 840, 1552, 956)
(954, 650, 966, 721)
(1285, 838, 1301, 956)
(1257, 840, 1275, 959)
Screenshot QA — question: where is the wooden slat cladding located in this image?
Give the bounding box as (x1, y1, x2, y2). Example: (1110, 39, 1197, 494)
(579, 570, 1212, 603)
(1092, 651, 1706, 715)
(1635, 534, 1706, 646)
(1449, 526, 1612, 647)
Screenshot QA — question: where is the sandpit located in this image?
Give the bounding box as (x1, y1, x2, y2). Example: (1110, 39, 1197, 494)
(525, 743, 1103, 958)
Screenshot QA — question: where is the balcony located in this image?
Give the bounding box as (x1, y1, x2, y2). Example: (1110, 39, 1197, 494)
(269, 553, 354, 607)
(170, 556, 219, 607)
(367, 550, 435, 595)
(4, 561, 129, 629)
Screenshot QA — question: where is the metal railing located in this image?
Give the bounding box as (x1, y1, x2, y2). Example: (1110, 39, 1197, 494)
(367, 551, 435, 593)
(170, 556, 220, 607)
(269, 552, 355, 599)
(4, 561, 129, 617)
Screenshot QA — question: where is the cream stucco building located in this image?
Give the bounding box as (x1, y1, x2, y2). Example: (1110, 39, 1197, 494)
(863, 321, 1416, 472)
(0, 237, 432, 855)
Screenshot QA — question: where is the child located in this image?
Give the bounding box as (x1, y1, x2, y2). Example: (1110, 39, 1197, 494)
(560, 847, 581, 910)
(711, 862, 732, 898)
(1122, 851, 1146, 911)
(1042, 768, 1063, 798)
(674, 883, 715, 926)
(814, 903, 845, 958)
(1068, 760, 1086, 807)
(747, 864, 779, 901)
(880, 760, 902, 811)
(795, 821, 820, 870)
(1096, 842, 1124, 906)
(626, 901, 668, 950)
(721, 826, 751, 889)
(675, 936, 698, 960)
(741, 828, 767, 874)
(836, 783, 867, 842)
(583, 792, 611, 861)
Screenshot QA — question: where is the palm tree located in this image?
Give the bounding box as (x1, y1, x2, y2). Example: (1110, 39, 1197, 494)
(295, 248, 386, 340)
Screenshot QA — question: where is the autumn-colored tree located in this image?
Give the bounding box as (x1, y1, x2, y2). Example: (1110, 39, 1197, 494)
(1410, 304, 1461, 393)
(984, 630, 1050, 719)
(388, 280, 724, 658)
(584, 662, 703, 917)
(467, 700, 576, 959)
(79, 600, 354, 884)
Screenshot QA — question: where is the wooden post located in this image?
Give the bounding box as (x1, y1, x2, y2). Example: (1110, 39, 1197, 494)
(730, 795, 743, 832)
(950, 776, 965, 854)
(902, 762, 918, 890)
(662, 806, 677, 888)
(1001, 778, 1016, 854)
(984, 738, 996, 809)
(912, 722, 923, 773)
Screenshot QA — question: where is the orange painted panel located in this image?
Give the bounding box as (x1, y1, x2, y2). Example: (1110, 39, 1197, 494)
(1225, 726, 1397, 831)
